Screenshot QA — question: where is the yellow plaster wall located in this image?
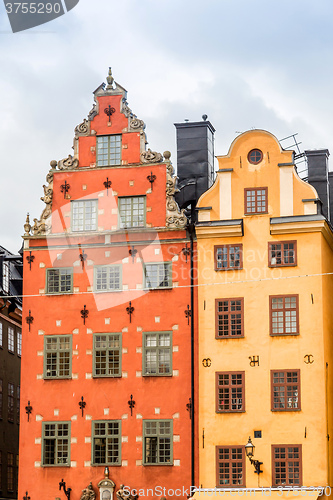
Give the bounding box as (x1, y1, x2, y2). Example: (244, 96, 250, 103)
(198, 130, 317, 219)
(196, 129, 331, 489)
(320, 231, 333, 485)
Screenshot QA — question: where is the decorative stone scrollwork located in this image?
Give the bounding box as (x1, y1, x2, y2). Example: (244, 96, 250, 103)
(75, 118, 90, 138)
(129, 117, 145, 130)
(121, 98, 132, 119)
(141, 148, 163, 163)
(121, 97, 146, 132)
(165, 158, 187, 229)
(57, 155, 79, 170)
(88, 103, 98, 121)
(27, 166, 55, 236)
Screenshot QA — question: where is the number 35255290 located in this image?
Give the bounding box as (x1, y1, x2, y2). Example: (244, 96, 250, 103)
(5, 3, 62, 14)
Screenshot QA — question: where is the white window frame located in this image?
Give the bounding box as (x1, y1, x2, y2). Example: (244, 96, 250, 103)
(71, 200, 98, 232)
(17, 330, 21, 357)
(8, 327, 14, 353)
(94, 265, 122, 292)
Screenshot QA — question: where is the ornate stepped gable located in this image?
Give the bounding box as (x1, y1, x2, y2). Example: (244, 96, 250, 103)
(23, 68, 187, 236)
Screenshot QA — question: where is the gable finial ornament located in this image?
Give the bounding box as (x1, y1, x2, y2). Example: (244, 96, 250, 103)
(164, 152, 187, 229)
(106, 67, 114, 90)
(24, 213, 31, 236)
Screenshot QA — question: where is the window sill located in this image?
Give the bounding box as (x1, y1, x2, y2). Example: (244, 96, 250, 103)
(216, 410, 245, 414)
(271, 408, 301, 412)
(143, 462, 173, 466)
(42, 464, 71, 467)
(244, 212, 268, 216)
(93, 374, 122, 379)
(93, 289, 122, 294)
(215, 336, 244, 340)
(45, 292, 73, 296)
(215, 268, 243, 272)
(142, 373, 173, 377)
(91, 462, 121, 467)
(270, 333, 299, 337)
(144, 286, 173, 291)
(44, 377, 72, 381)
(268, 264, 297, 268)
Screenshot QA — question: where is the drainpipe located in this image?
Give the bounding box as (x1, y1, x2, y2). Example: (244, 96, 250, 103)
(189, 204, 196, 490)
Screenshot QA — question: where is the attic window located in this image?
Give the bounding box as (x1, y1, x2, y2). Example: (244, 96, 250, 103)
(97, 135, 122, 166)
(248, 149, 263, 164)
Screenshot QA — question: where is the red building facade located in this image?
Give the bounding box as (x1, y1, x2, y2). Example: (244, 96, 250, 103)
(19, 69, 194, 500)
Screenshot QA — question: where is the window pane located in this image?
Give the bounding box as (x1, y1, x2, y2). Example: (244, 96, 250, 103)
(44, 336, 71, 379)
(93, 421, 120, 465)
(119, 197, 145, 228)
(72, 200, 97, 232)
(145, 263, 171, 289)
(8, 327, 14, 353)
(144, 420, 172, 465)
(144, 333, 171, 376)
(94, 334, 121, 377)
(97, 135, 122, 166)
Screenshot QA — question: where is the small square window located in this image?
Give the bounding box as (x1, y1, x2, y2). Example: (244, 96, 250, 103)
(42, 422, 70, 466)
(245, 187, 268, 215)
(215, 245, 243, 271)
(46, 268, 73, 294)
(72, 200, 97, 232)
(44, 335, 72, 379)
(143, 420, 172, 465)
(144, 263, 172, 289)
(269, 241, 297, 267)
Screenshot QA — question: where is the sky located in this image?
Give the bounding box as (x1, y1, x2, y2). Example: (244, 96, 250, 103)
(1, 0, 333, 253)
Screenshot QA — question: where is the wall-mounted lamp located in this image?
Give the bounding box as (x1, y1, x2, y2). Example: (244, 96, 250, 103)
(245, 436, 263, 474)
(59, 479, 71, 500)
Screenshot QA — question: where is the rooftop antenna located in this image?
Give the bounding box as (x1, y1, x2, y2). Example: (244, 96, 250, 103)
(279, 133, 307, 179)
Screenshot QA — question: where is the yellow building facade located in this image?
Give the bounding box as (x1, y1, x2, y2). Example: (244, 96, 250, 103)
(195, 130, 333, 499)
